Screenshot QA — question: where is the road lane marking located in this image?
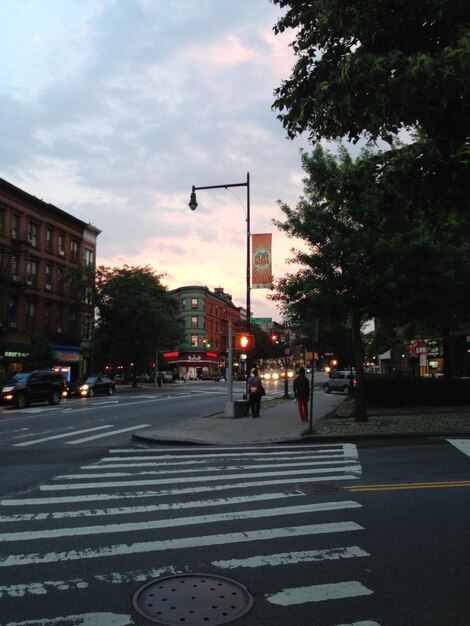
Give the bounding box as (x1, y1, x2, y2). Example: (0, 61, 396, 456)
(4, 613, 133, 625)
(447, 438, 470, 458)
(0, 501, 362, 542)
(59, 459, 357, 479)
(13, 425, 114, 447)
(0, 521, 364, 566)
(0, 492, 304, 522)
(212, 545, 369, 569)
(266, 580, 373, 605)
(109, 443, 347, 453)
(41, 465, 361, 490)
(2, 475, 359, 506)
(346, 480, 470, 492)
(65, 424, 150, 444)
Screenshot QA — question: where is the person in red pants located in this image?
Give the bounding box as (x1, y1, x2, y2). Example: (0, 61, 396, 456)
(293, 367, 310, 422)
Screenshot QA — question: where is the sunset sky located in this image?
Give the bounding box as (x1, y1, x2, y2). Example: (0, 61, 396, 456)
(1, 0, 315, 321)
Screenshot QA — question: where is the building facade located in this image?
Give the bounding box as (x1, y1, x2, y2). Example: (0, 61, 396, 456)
(0, 178, 100, 380)
(166, 286, 242, 379)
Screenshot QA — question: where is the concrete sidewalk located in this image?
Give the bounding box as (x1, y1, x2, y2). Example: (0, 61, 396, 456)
(132, 391, 470, 446)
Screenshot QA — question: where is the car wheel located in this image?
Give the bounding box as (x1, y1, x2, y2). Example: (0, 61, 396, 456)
(49, 390, 61, 405)
(89, 389, 94, 397)
(343, 385, 350, 395)
(15, 393, 28, 409)
(323, 384, 330, 393)
(107, 386, 114, 395)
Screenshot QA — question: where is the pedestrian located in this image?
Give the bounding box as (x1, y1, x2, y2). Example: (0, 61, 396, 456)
(246, 367, 263, 418)
(293, 367, 310, 422)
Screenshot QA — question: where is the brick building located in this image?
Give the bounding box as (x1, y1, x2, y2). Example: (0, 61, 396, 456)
(166, 286, 242, 379)
(0, 178, 100, 380)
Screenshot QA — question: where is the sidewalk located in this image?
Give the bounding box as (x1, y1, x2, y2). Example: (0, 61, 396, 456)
(133, 390, 470, 446)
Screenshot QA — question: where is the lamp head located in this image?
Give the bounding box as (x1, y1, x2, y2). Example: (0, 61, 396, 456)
(189, 191, 198, 211)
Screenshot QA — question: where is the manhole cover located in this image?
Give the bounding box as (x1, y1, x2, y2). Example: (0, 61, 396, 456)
(132, 573, 254, 625)
(295, 483, 343, 495)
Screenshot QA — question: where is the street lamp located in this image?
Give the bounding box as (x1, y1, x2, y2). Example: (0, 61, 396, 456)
(188, 172, 251, 335)
(189, 173, 251, 417)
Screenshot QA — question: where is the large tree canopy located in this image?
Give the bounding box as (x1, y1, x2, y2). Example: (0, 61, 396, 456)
(272, 0, 470, 151)
(94, 265, 183, 377)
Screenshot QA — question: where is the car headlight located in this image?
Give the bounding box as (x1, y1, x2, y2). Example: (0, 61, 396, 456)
(287, 371, 294, 378)
(264, 373, 271, 380)
(272, 372, 279, 380)
(2, 386, 15, 393)
(80, 384, 89, 391)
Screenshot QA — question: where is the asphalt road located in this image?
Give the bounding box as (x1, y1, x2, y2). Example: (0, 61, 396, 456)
(0, 384, 469, 625)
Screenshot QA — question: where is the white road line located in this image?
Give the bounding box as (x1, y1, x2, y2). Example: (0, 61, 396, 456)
(0, 521, 363, 567)
(13, 425, 114, 447)
(58, 459, 357, 479)
(109, 443, 346, 454)
(266, 580, 373, 605)
(85, 453, 345, 468)
(0, 492, 303, 522)
(41, 465, 361, 490)
(335, 621, 382, 626)
(2, 474, 359, 506)
(65, 424, 150, 444)
(212, 545, 370, 569)
(5, 612, 133, 626)
(0, 501, 362, 542)
(447, 438, 470, 458)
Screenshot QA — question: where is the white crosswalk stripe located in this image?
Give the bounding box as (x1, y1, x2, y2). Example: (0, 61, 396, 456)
(0, 443, 381, 624)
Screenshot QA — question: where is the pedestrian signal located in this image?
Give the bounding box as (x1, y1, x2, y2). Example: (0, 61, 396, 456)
(234, 333, 254, 350)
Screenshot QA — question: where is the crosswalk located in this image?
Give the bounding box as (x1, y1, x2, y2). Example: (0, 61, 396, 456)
(8, 423, 151, 447)
(0, 442, 384, 626)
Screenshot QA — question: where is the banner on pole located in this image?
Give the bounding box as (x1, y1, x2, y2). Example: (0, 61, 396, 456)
(252, 233, 273, 289)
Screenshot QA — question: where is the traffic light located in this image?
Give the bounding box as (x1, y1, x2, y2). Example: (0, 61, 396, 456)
(202, 338, 212, 348)
(234, 333, 254, 350)
(271, 334, 279, 344)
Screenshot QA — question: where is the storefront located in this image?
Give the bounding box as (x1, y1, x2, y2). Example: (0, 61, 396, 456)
(162, 350, 225, 380)
(0, 341, 31, 377)
(53, 344, 83, 381)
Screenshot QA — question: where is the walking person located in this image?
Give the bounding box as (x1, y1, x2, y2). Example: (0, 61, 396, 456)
(293, 367, 310, 422)
(246, 367, 263, 418)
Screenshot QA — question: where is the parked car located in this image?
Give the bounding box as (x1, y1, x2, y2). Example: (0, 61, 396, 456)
(263, 371, 280, 381)
(323, 370, 356, 395)
(1, 370, 66, 409)
(158, 371, 174, 383)
(75, 375, 116, 397)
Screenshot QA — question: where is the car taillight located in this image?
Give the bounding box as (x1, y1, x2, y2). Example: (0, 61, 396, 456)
(353, 378, 357, 386)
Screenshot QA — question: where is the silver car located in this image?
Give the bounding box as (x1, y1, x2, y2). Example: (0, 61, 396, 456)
(323, 371, 356, 394)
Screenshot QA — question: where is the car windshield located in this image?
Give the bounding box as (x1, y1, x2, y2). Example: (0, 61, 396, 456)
(84, 376, 98, 384)
(12, 373, 29, 383)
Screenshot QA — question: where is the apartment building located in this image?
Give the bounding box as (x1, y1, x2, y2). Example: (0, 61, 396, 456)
(0, 178, 100, 379)
(166, 285, 242, 379)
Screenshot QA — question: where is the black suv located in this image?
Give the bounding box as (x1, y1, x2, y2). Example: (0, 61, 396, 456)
(1, 370, 66, 409)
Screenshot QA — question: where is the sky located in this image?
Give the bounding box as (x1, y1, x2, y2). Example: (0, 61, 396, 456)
(0, 0, 313, 322)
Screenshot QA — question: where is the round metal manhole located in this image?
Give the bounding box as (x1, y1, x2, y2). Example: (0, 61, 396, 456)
(132, 573, 254, 625)
(295, 483, 343, 495)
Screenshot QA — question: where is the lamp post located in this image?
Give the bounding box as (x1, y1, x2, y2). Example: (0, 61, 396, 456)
(189, 172, 251, 352)
(189, 173, 251, 417)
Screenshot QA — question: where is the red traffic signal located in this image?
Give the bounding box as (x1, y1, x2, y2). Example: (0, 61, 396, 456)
(271, 334, 279, 344)
(234, 333, 254, 350)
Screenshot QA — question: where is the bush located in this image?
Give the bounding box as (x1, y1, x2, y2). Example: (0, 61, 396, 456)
(364, 376, 470, 407)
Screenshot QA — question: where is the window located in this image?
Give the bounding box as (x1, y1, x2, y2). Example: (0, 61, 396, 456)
(46, 228, 53, 251)
(58, 234, 65, 256)
(11, 214, 19, 240)
(70, 239, 79, 262)
(57, 307, 63, 333)
(25, 301, 36, 332)
(44, 304, 52, 333)
(191, 298, 198, 309)
(45, 264, 52, 290)
(191, 335, 198, 347)
(181, 299, 186, 310)
(27, 221, 38, 247)
(69, 309, 78, 336)
(0, 207, 4, 234)
(83, 314, 93, 340)
(26, 259, 38, 287)
(191, 316, 198, 328)
(84, 248, 94, 266)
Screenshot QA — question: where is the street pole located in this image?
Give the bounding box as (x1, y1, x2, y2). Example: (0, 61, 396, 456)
(226, 323, 234, 414)
(309, 319, 319, 430)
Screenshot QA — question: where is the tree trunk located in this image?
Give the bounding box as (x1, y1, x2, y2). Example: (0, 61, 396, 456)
(352, 313, 368, 422)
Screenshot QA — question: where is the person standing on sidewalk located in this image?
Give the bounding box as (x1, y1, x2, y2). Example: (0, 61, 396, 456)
(293, 367, 310, 422)
(246, 368, 263, 418)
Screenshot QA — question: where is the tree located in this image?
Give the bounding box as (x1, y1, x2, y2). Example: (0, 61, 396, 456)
(272, 144, 392, 421)
(272, 0, 470, 151)
(23, 333, 55, 370)
(94, 265, 183, 384)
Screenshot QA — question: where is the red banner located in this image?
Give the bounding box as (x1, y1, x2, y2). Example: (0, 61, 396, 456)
(252, 233, 273, 289)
